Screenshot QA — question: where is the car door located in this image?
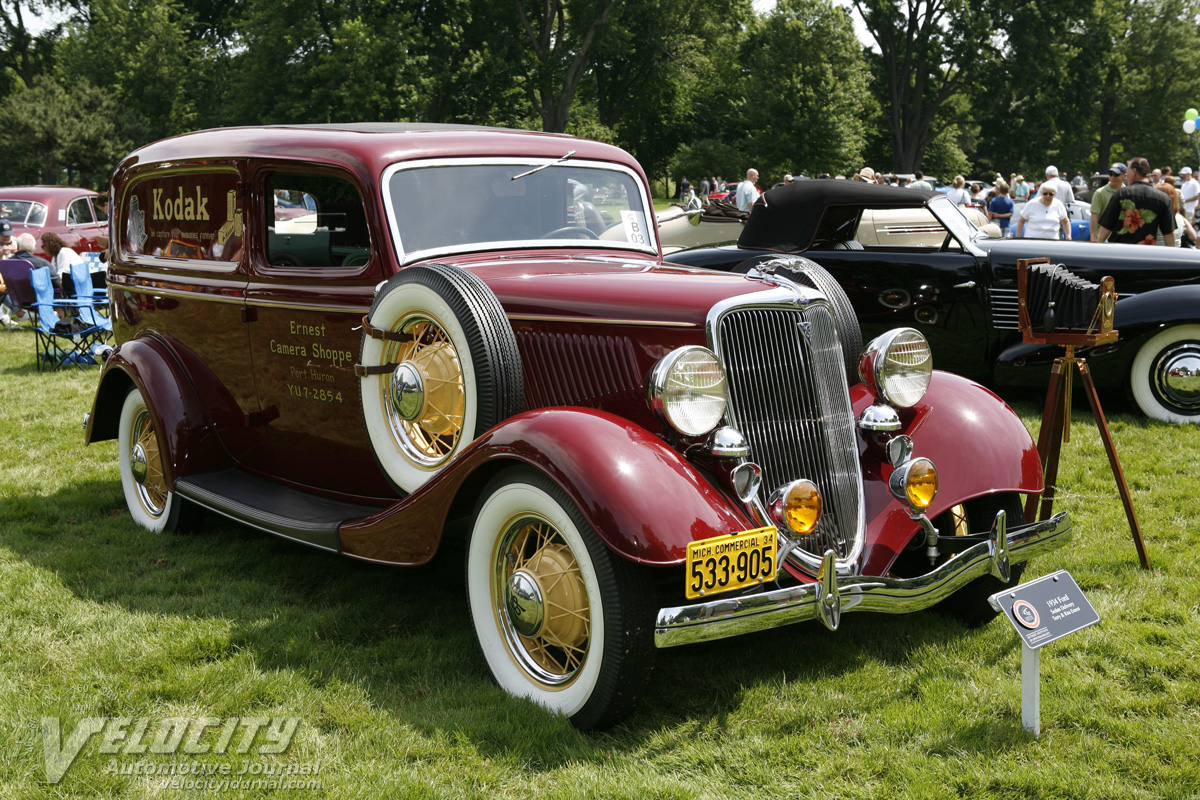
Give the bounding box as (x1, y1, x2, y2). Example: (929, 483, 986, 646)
(65, 194, 107, 252)
(243, 163, 393, 499)
(803, 247, 994, 381)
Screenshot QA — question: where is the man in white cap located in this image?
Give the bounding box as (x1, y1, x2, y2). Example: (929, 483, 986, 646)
(1043, 166, 1075, 205)
(1181, 166, 1199, 221)
(855, 167, 876, 182)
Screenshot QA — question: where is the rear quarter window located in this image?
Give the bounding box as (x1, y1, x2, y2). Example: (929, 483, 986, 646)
(121, 170, 244, 264)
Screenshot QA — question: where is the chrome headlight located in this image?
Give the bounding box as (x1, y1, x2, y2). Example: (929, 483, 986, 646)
(859, 328, 932, 408)
(647, 346, 728, 437)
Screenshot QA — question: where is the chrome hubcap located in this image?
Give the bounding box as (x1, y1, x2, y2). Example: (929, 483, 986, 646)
(389, 362, 425, 421)
(505, 570, 545, 637)
(130, 443, 148, 485)
(129, 407, 167, 517)
(379, 314, 465, 467)
(1154, 343, 1200, 412)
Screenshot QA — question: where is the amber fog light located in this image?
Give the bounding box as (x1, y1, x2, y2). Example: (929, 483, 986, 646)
(889, 457, 938, 510)
(770, 479, 822, 535)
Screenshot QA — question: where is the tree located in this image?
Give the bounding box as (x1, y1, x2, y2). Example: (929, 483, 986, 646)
(586, 0, 753, 185)
(743, 0, 872, 179)
(0, 75, 121, 186)
(851, 0, 1014, 172)
(514, 0, 624, 132)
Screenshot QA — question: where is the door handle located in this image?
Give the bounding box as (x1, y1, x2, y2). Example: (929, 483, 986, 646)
(954, 281, 976, 289)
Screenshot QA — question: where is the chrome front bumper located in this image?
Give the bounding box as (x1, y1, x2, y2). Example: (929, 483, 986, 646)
(654, 510, 1071, 648)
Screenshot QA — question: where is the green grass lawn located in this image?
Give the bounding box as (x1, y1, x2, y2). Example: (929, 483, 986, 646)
(1, 327, 1198, 798)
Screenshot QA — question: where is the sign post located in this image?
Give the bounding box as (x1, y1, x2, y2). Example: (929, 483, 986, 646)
(990, 570, 1100, 735)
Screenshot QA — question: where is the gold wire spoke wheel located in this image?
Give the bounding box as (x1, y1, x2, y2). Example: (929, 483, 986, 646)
(379, 314, 466, 466)
(129, 405, 169, 517)
(494, 515, 591, 686)
(948, 503, 969, 538)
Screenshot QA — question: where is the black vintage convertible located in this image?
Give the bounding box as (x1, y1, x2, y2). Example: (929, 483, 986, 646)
(666, 181, 1200, 423)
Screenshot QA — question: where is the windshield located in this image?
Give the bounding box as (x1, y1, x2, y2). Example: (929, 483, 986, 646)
(383, 158, 655, 262)
(0, 199, 47, 226)
(928, 194, 987, 251)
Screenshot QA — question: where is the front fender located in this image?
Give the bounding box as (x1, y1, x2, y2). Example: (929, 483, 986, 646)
(854, 371, 1043, 575)
(337, 408, 755, 567)
(85, 337, 228, 487)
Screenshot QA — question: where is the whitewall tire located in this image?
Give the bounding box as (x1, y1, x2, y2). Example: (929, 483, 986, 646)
(360, 264, 522, 493)
(1129, 325, 1200, 423)
(466, 466, 654, 730)
(118, 387, 184, 532)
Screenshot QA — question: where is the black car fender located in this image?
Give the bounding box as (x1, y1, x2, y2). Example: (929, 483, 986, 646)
(992, 284, 1200, 390)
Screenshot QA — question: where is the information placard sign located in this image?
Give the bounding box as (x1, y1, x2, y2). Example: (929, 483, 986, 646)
(990, 570, 1100, 649)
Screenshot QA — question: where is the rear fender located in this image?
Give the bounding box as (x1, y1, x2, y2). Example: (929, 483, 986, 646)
(85, 337, 227, 486)
(854, 371, 1042, 575)
(337, 408, 756, 567)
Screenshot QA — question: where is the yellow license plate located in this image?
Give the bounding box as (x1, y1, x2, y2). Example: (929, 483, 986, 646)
(685, 526, 777, 599)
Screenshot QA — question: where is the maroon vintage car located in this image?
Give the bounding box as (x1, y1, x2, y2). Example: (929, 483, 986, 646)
(84, 124, 1071, 729)
(0, 185, 108, 257)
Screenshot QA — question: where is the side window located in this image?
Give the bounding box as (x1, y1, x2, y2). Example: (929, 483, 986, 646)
(265, 172, 370, 268)
(122, 171, 243, 263)
(68, 198, 94, 225)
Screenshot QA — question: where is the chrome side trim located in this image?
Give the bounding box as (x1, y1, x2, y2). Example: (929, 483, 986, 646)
(508, 313, 697, 328)
(654, 512, 1071, 648)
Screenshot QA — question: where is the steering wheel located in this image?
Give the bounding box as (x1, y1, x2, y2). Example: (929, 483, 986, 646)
(541, 226, 599, 240)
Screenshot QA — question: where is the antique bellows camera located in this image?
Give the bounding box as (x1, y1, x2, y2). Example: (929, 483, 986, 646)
(1015, 257, 1149, 569)
(1017, 257, 1117, 346)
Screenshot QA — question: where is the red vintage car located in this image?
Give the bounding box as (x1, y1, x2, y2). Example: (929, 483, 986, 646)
(0, 185, 108, 257)
(85, 124, 1071, 729)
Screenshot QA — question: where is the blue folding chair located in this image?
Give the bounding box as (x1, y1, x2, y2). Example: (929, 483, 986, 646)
(69, 259, 110, 317)
(30, 266, 109, 371)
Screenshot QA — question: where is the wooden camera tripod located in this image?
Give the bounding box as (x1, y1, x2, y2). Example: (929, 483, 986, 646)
(1017, 259, 1150, 569)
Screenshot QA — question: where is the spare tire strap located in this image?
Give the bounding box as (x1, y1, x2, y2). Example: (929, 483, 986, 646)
(356, 315, 404, 375)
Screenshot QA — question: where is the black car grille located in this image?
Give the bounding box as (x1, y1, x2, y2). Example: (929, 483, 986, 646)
(715, 303, 862, 559)
(990, 286, 1021, 330)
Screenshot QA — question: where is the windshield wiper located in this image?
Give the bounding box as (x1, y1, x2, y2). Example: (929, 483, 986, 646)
(511, 150, 576, 181)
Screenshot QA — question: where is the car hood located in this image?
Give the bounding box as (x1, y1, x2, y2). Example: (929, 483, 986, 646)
(980, 238, 1200, 293)
(441, 251, 783, 328)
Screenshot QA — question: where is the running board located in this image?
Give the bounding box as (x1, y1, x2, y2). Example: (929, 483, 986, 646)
(175, 469, 379, 552)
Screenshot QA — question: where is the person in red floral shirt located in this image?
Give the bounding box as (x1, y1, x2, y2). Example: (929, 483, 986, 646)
(1097, 157, 1175, 245)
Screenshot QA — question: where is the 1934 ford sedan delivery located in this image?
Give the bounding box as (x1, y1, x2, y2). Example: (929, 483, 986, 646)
(85, 124, 1071, 729)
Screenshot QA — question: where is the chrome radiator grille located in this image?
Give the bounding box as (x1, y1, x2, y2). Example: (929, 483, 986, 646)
(715, 303, 863, 559)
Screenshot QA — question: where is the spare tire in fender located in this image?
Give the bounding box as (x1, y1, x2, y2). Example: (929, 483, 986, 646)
(359, 263, 523, 493)
(734, 254, 863, 381)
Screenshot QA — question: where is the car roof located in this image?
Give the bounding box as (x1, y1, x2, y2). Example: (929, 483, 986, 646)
(739, 180, 937, 252)
(119, 123, 642, 180)
(0, 186, 99, 201)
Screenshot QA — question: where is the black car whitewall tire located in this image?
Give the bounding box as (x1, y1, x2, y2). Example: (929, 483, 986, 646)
(118, 386, 185, 532)
(360, 264, 523, 493)
(466, 466, 655, 730)
(1129, 324, 1200, 423)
